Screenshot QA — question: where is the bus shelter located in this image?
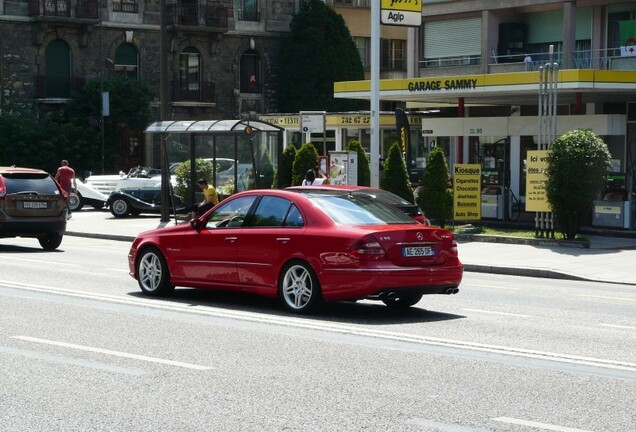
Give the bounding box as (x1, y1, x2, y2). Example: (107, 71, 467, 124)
(145, 119, 284, 221)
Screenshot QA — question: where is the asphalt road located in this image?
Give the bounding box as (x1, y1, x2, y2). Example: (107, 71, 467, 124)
(1, 236, 635, 432)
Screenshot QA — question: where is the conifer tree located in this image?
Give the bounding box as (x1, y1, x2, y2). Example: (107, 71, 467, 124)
(416, 147, 453, 227)
(380, 141, 413, 203)
(347, 139, 370, 186)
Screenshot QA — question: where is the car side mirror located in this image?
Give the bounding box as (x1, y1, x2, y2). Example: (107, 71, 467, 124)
(189, 218, 201, 231)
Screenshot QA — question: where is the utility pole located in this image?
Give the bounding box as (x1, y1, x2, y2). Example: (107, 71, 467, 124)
(159, 0, 170, 222)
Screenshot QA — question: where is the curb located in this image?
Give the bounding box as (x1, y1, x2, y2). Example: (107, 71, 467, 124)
(455, 233, 589, 248)
(66, 231, 135, 243)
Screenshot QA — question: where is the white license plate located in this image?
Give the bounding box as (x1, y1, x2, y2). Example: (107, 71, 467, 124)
(23, 201, 48, 209)
(403, 246, 434, 257)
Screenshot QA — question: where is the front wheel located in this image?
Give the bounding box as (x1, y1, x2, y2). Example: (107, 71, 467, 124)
(110, 198, 130, 217)
(69, 193, 83, 211)
(38, 234, 63, 251)
(382, 293, 423, 309)
(136, 247, 174, 296)
(278, 261, 322, 314)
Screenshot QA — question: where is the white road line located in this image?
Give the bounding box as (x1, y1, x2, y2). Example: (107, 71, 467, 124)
(577, 294, 636, 302)
(12, 336, 212, 371)
(0, 256, 81, 267)
(463, 308, 531, 318)
(493, 417, 595, 432)
(106, 268, 130, 273)
(599, 323, 636, 331)
(4, 280, 636, 374)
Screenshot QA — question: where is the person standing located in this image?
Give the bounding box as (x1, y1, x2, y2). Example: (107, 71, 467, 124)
(190, 178, 219, 219)
(55, 159, 76, 219)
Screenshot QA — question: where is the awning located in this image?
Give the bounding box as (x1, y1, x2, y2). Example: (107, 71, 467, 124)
(145, 119, 284, 134)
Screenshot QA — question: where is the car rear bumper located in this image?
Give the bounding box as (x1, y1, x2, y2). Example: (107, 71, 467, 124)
(0, 219, 66, 238)
(319, 263, 464, 301)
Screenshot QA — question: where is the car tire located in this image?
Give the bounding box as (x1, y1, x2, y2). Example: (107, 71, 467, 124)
(38, 233, 63, 251)
(278, 260, 323, 314)
(69, 192, 83, 211)
(137, 247, 174, 297)
(381, 293, 423, 309)
(110, 198, 130, 217)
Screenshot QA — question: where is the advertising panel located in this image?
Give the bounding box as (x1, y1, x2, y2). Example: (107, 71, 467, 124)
(453, 164, 481, 221)
(525, 150, 551, 212)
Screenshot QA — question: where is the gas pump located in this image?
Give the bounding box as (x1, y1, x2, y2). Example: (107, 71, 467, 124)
(479, 140, 507, 220)
(592, 172, 634, 229)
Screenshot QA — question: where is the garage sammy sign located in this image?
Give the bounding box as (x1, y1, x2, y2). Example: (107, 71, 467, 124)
(381, 0, 422, 27)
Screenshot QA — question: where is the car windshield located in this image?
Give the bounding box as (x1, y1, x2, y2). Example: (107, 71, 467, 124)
(307, 192, 415, 225)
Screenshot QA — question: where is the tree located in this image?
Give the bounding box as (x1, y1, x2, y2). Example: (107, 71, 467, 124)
(292, 143, 319, 185)
(416, 147, 453, 228)
(275, 0, 364, 113)
(258, 150, 275, 189)
(347, 139, 370, 186)
(545, 129, 611, 240)
(64, 74, 153, 173)
(380, 141, 413, 203)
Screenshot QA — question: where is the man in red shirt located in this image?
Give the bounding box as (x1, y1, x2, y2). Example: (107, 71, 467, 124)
(55, 160, 77, 218)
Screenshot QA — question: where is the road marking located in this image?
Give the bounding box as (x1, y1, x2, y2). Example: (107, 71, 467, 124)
(3, 280, 636, 374)
(493, 417, 594, 432)
(12, 336, 212, 371)
(0, 256, 81, 267)
(0, 346, 146, 375)
(463, 308, 531, 318)
(599, 323, 636, 331)
(106, 267, 129, 273)
(577, 294, 636, 302)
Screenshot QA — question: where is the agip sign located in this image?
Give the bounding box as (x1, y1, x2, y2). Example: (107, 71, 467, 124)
(381, 0, 422, 27)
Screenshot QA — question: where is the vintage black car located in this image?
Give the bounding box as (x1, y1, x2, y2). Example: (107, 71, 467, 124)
(107, 188, 187, 218)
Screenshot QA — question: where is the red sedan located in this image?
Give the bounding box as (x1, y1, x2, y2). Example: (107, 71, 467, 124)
(128, 189, 463, 313)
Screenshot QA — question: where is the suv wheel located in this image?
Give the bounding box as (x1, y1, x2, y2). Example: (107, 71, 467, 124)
(38, 234, 63, 251)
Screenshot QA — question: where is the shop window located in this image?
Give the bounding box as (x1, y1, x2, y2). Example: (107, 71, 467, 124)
(240, 50, 261, 93)
(179, 47, 201, 92)
(237, 0, 259, 22)
(114, 43, 139, 79)
(45, 39, 71, 98)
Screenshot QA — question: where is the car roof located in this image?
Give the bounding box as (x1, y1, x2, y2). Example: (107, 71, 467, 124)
(0, 166, 50, 175)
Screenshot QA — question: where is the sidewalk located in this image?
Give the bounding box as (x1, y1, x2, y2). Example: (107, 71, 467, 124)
(65, 209, 636, 286)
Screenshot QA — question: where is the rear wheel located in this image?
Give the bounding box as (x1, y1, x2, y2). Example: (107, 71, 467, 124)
(278, 261, 322, 314)
(110, 198, 130, 217)
(38, 233, 63, 251)
(137, 247, 174, 296)
(382, 293, 423, 309)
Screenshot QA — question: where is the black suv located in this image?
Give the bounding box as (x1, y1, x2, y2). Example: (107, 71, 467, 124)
(0, 166, 67, 250)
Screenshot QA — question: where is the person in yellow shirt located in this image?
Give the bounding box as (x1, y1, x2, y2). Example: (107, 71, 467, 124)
(191, 178, 219, 219)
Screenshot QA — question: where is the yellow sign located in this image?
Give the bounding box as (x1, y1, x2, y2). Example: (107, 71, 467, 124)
(525, 150, 551, 212)
(381, 0, 422, 13)
(453, 164, 481, 221)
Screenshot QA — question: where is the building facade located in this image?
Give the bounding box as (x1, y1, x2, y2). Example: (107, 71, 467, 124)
(325, 0, 636, 230)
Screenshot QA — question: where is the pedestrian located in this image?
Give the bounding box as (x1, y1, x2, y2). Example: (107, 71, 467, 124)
(190, 178, 218, 219)
(55, 159, 77, 219)
(302, 168, 325, 185)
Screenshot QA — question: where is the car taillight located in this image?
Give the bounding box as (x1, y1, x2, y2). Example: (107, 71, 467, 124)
(351, 236, 386, 260)
(0, 178, 5, 197)
(451, 239, 458, 256)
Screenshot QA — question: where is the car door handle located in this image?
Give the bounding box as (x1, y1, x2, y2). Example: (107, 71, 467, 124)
(276, 237, 290, 243)
(225, 236, 238, 242)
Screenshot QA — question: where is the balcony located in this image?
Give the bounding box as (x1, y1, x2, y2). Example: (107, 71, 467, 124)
(28, 0, 99, 20)
(166, 1, 228, 33)
(172, 81, 216, 104)
(112, 0, 139, 13)
(35, 75, 86, 99)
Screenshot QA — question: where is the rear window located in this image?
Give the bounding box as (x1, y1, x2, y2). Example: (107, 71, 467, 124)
(307, 193, 415, 226)
(3, 174, 60, 195)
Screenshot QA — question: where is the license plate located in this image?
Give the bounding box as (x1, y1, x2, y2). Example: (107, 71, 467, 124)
(403, 246, 434, 257)
(23, 201, 48, 209)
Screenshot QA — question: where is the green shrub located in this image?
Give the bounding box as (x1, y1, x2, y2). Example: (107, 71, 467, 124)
(259, 151, 274, 189)
(174, 158, 214, 205)
(416, 147, 453, 228)
(292, 143, 319, 185)
(273, 144, 297, 188)
(347, 139, 370, 186)
(380, 141, 413, 203)
(545, 129, 611, 239)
